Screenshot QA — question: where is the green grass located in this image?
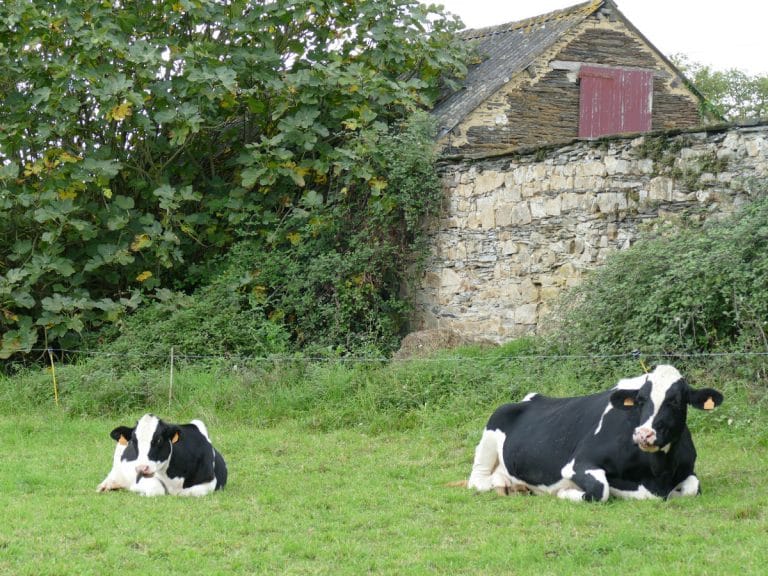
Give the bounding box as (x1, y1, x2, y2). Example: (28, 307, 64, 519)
(0, 413, 766, 574)
(1, 349, 767, 574)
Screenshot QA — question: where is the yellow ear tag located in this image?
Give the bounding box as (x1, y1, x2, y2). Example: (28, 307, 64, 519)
(118, 435, 128, 446)
(171, 431, 180, 444)
(623, 397, 635, 407)
(703, 397, 715, 411)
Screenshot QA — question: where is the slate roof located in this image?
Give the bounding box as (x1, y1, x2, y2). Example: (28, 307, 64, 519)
(432, 0, 605, 138)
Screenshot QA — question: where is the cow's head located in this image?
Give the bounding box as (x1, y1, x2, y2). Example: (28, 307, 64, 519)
(609, 365, 723, 453)
(110, 414, 181, 480)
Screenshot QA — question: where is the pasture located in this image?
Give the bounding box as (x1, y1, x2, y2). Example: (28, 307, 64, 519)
(1, 352, 767, 575)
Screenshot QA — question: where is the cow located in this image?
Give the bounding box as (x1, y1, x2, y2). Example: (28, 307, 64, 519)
(97, 414, 227, 496)
(466, 365, 723, 501)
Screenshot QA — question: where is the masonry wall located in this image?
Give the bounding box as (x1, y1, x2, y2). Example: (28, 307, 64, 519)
(411, 124, 768, 343)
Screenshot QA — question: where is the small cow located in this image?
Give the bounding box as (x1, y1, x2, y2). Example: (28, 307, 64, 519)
(467, 365, 723, 501)
(97, 414, 227, 496)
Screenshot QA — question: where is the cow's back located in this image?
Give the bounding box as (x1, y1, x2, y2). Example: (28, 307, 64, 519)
(488, 392, 617, 486)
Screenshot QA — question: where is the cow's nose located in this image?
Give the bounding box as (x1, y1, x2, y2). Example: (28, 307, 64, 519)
(135, 464, 151, 477)
(633, 427, 656, 447)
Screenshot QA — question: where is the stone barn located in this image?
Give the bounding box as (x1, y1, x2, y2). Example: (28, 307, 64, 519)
(434, 0, 712, 156)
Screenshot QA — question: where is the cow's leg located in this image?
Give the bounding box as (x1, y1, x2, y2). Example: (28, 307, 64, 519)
(467, 429, 508, 492)
(129, 477, 167, 497)
(667, 474, 700, 498)
(179, 478, 218, 497)
(97, 444, 131, 492)
(559, 459, 610, 502)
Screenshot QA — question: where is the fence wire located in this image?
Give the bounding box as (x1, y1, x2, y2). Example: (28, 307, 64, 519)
(22, 346, 768, 364)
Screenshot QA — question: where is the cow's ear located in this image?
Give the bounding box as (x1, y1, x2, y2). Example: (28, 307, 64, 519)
(110, 426, 134, 445)
(610, 389, 639, 410)
(688, 388, 724, 411)
(165, 425, 182, 444)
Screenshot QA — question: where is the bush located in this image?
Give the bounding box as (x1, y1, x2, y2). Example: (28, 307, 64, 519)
(86, 113, 443, 366)
(552, 195, 768, 355)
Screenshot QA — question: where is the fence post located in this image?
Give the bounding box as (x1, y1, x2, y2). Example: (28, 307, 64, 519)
(168, 346, 175, 412)
(48, 348, 59, 407)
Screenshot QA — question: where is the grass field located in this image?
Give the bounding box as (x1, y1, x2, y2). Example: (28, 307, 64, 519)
(1, 352, 767, 575)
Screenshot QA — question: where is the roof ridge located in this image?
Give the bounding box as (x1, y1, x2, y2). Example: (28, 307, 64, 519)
(459, 0, 602, 40)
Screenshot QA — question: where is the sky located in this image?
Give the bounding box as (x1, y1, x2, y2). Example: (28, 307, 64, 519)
(430, 0, 768, 76)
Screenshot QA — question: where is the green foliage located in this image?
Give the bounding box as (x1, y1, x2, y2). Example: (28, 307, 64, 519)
(552, 196, 768, 355)
(0, 0, 469, 359)
(91, 113, 444, 362)
(673, 54, 768, 121)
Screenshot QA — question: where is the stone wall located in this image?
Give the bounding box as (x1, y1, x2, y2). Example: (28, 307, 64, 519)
(410, 124, 768, 343)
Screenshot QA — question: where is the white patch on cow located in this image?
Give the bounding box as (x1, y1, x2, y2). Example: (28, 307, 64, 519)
(180, 478, 219, 497)
(97, 442, 132, 492)
(594, 404, 612, 435)
(133, 414, 172, 478)
(561, 459, 576, 480)
(637, 365, 683, 439)
(522, 393, 538, 402)
(557, 488, 587, 501)
(595, 373, 649, 435)
(609, 484, 659, 500)
(668, 474, 700, 498)
(468, 429, 509, 492)
(191, 419, 210, 440)
(586, 468, 610, 501)
(129, 476, 168, 497)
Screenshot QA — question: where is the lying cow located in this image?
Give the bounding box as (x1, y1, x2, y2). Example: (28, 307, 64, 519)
(97, 414, 227, 496)
(467, 365, 723, 501)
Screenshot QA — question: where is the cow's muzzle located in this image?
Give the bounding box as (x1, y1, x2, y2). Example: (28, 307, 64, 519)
(135, 464, 155, 479)
(633, 428, 660, 453)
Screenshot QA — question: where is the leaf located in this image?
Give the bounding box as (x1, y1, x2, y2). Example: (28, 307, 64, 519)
(31, 87, 51, 107)
(58, 188, 78, 201)
(301, 190, 324, 209)
(136, 271, 153, 282)
(0, 322, 38, 359)
(82, 158, 122, 178)
(0, 162, 19, 181)
(155, 108, 177, 124)
(130, 233, 152, 251)
(107, 101, 133, 121)
(113, 195, 135, 210)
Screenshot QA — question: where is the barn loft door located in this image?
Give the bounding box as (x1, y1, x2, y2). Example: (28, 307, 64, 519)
(578, 66, 653, 138)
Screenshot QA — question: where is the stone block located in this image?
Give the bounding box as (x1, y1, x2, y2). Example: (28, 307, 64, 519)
(604, 156, 630, 175)
(496, 205, 514, 227)
(514, 303, 539, 325)
(474, 170, 506, 195)
(511, 202, 532, 225)
(648, 176, 673, 201)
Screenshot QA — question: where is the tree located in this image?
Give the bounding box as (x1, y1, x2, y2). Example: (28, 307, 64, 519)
(673, 54, 768, 121)
(0, 0, 469, 358)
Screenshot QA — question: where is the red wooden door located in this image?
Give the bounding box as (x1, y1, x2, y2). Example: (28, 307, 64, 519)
(579, 66, 653, 138)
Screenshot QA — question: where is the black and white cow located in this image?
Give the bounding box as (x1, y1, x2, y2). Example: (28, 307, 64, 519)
(97, 414, 227, 496)
(467, 365, 723, 501)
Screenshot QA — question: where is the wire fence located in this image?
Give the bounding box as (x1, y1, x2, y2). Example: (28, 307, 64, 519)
(9, 345, 767, 414)
(23, 346, 768, 364)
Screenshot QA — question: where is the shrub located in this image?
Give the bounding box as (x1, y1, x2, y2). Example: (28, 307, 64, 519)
(552, 195, 768, 355)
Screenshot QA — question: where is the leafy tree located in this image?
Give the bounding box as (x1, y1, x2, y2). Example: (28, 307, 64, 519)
(0, 0, 468, 358)
(673, 54, 768, 121)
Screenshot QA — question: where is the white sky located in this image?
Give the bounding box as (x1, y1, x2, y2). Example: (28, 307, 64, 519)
(431, 0, 768, 76)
